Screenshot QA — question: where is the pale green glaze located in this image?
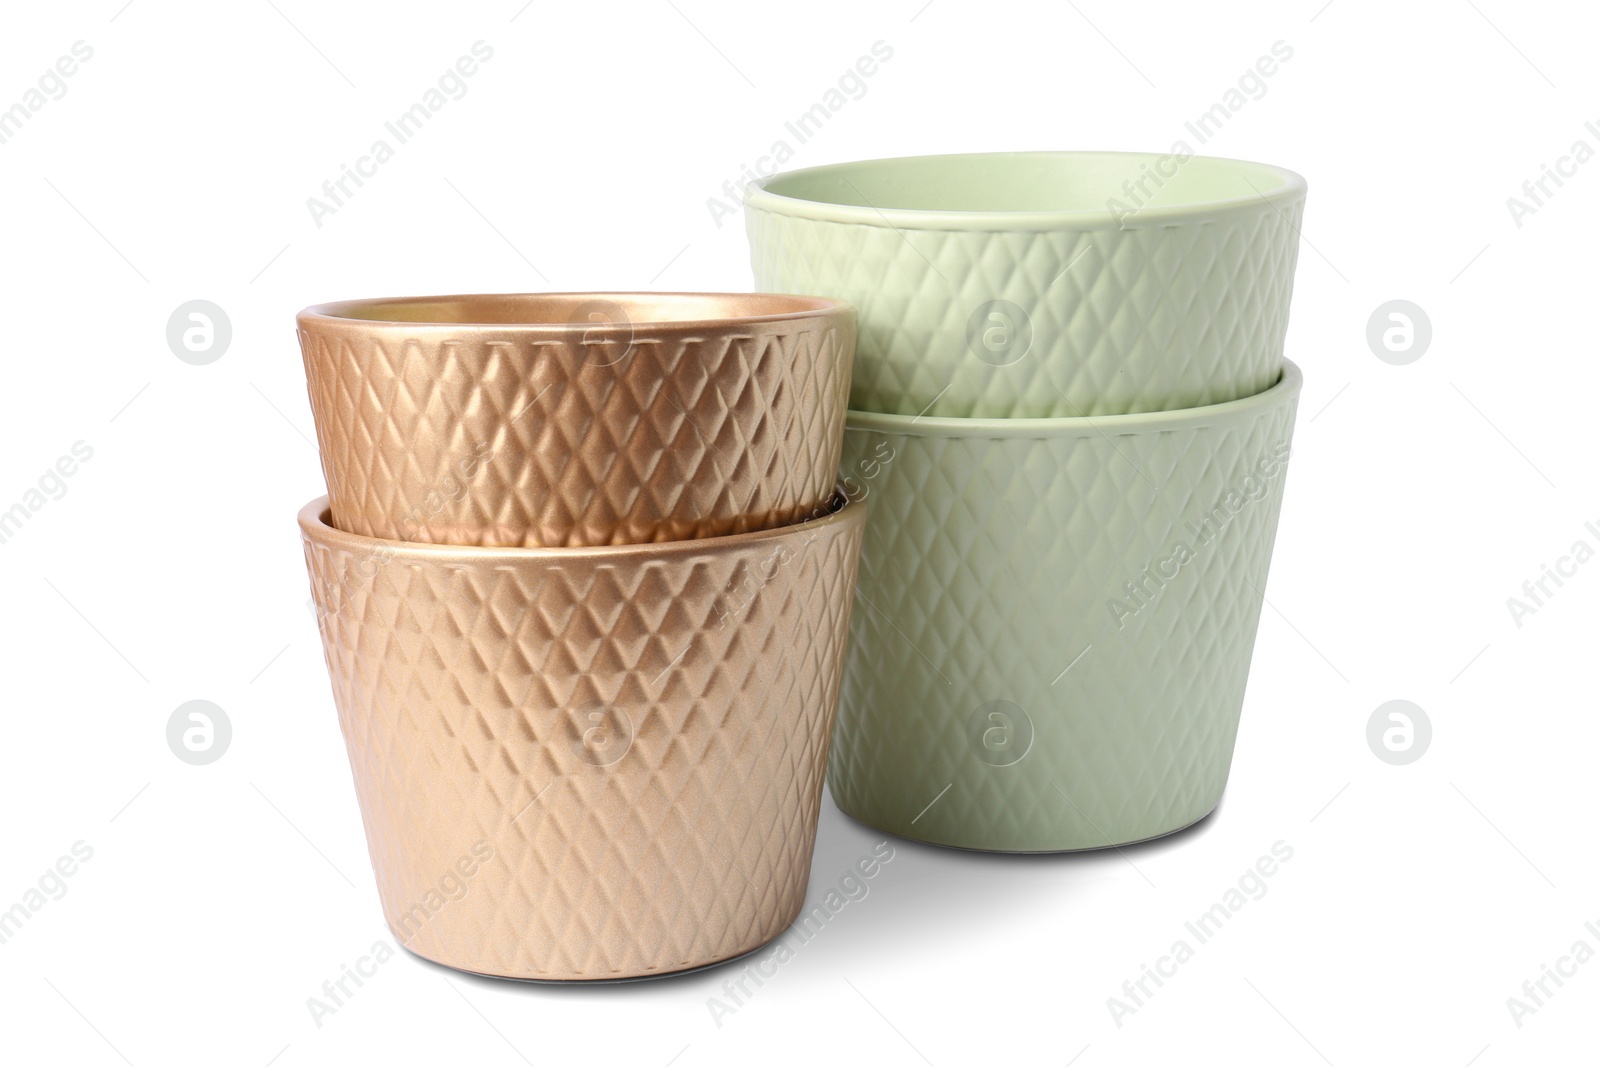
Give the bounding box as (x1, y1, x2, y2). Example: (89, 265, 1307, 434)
(828, 363, 1303, 852)
(746, 151, 1306, 419)
(749, 151, 1303, 228)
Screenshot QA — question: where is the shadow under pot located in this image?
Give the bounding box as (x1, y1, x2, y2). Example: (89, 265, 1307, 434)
(828, 362, 1303, 852)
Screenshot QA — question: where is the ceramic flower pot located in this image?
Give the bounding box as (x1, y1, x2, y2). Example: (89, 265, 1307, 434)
(745, 151, 1304, 419)
(299, 490, 865, 980)
(298, 292, 855, 547)
(828, 362, 1302, 852)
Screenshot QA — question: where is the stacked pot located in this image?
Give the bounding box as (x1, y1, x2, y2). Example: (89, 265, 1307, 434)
(746, 152, 1307, 852)
(295, 293, 864, 980)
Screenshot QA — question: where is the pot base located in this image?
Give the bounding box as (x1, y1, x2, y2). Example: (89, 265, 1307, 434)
(831, 796, 1221, 856)
(393, 922, 787, 985)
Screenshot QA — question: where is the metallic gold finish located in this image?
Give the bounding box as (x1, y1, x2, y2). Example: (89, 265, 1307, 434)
(299, 490, 865, 981)
(298, 293, 855, 547)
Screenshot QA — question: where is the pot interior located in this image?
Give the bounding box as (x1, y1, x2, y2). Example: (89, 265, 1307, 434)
(760, 152, 1297, 216)
(309, 292, 838, 327)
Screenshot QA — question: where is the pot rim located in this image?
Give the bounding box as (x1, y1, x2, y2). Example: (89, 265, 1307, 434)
(745, 151, 1306, 232)
(846, 360, 1302, 439)
(299, 485, 863, 562)
(298, 292, 852, 335)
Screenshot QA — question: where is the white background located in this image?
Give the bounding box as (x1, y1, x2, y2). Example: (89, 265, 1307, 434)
(1, 1, 1595, 1063)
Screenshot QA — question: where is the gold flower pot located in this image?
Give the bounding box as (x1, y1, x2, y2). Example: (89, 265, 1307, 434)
(298, 292, 855, 547)
(299, 490, 866, 980)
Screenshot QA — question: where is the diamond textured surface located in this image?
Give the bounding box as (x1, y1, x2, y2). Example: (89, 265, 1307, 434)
(828, 367, 1301, 851)
(747, 201, 1302, 419)
(300, 497, 864, 980)
(299, 313, 853, 547)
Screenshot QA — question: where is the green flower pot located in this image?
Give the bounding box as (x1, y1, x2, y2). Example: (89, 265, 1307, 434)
(746, 151, 1305, 419)
(829, 362, 1303, 851)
